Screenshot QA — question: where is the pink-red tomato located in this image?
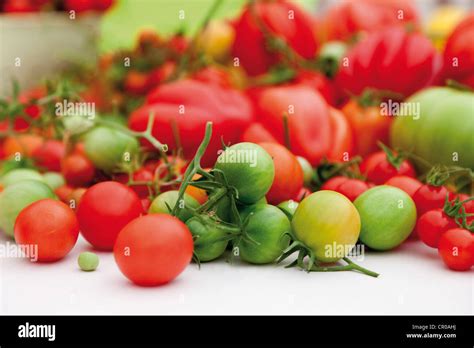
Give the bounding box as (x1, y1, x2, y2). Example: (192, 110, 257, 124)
(416, 209, 458, 248)
(114, 214, 194, 286)
(14, 199, 79, 262)
(438, 228, 474, 271)
(320, 176, 349, 191)
(413, 184, 449, 216)
(384, 175, 422, 198)
(361, 151, 416, 185)
(77, 182, 142, 250)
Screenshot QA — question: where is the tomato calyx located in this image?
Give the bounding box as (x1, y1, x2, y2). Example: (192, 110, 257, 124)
(277, 231, 379, 278)
(312, 156, 362, 190)
(378, 142, 406, 170)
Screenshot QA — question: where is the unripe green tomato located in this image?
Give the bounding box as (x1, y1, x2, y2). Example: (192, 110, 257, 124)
(42, 172, 66, 190)
(0, 169, 45, 187)
(277, 199, 299, 220)
(186, 217, 228, 262)
(149, 191, 199, 222)
(78, 252, 99, 271)
(354, 186, 417, 251)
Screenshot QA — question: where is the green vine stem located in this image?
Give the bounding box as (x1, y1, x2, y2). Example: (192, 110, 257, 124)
(309, 257, 380, 278)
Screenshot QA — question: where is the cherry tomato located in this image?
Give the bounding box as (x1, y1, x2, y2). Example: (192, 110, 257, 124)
(2, 134, 43, 158)
(320, 176, 348, 191)
(32, 140, 65, 172)
(124, 71, 149, 95)
(361, 151, 416, 185)
(64, 0, 95, 13)
(68, 188, 86, 211)
(115, 168, 154, 199)
(55, 185, 74, 203)
(114, 214, 194, 286)
(327, 107, 354, 162)
(438, 228, 474, 271)
(77, 182, 143, 250)
(413, 184, 449, 216)
(416, 209, 458, 248)
(334, 178, 370, 202)
(384, 175, 423, 198)
(258, 142, 303, 205)
(294, 187, 312, 202)
(140, 198, 151, 213)
(61, 153, 95, 187)
(14, 199, 79, 262)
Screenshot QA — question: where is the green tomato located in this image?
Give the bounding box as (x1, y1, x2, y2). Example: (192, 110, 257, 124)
(42, 172, 66, 190)
(84, 126, 139, 173)
(0, 180, 56, 238)
(186, 217, 228, 262)
(390, 87, 474, 171)
(277, 199, 299, 220)
(237, 204, 290, 264)
(78, 252, 99, 271)
(296, 156, 313, 186)
(148, 190, 199, 222)
(0, 169, 45, 187)
(292, 191, 360, 263)
(354, 185, 416, 251)
(214, 142, 275, 204)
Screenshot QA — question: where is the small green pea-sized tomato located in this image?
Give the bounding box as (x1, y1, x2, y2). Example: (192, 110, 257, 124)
(292, 191, 360, 263)
(354, 185, 417, 251)
(148, 190, 199, 222)
(0, 168, 45, 187)
(77, 181, 143, 250)
(277, 200, 299, 220)
(14, 199, 79, 262)
(0, 180, 56, 238)
(114, 214, 194, 286)
(78, 252, 100, 271)
(237, 204, 291, 264)
(186, 216, 229, 262)
(214, 142, 275, 204)
(83, 126, 139, 173)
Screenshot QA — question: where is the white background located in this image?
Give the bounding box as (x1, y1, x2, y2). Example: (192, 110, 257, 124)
(1, 234, 472, 315)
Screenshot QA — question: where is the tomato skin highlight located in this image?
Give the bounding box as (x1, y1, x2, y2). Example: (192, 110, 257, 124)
(413, 184, 449, 216)
(416, 209, 458, 248)
(438, 228, 474, 271)
(114, 214, 194, 286)
(354, 186, 417, 251)
(14, 199, 79, 262)
(384, 175, 422, 198)
(77, 182, 143, 250)
(292, 191, 361, 263)
(258, 142, 303, 205)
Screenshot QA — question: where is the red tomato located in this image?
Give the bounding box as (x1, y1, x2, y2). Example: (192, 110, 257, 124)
(232, 0, 318, 76)
(68, 188, 86, 211)
(321, 176, 349, 191)
(55, 185, 74, 203)
(77, 182, 143, 250)
(114, 214, 194, 286)
(413, 184, 449, 216)
(361, 151, 416, 184)
(384, 175, 422, 198)
(64, 0, 95, 13)
(146, 62, 176, 90)
(61, 153, 95, 187)
(241, 123, 278, 144)
(336, 26, 439, 98)
(2, 134, 43, 158)
(14, 199, 79, 262)
(3, 0, 39, 12)
(94, 0, 114, 11)
(333, 178, 369, 201)
(258, 142, 304, 205)
(341, 100, 392, 157)
(124, 71, 149, 95)
(319, 0, 419, 42)
(442, 14, 474, 88)
(32, 140, 65, 172)
(438, 228, 474, 271)
(115, 168, 154, 199)
(327, 107, 354, 162)
(416, 209, 458, 248)
(295, 187, 312, 202)
(295, 70, 336, 106)
(140, 198, 151, 213)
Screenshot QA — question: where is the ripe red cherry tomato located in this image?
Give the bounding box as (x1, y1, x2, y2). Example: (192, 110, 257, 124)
(438, 228, 474, 271)
(14, 199, 79, 262)
(258, 142, 303, 205)
(413, 184, 449, 216)
(77, 182, 142, 250)
(320, 176, 348, 191)
(64, 0, 95, 13)
(416, 209, 458, 248)
(61, 153, 95, 187)
(384, 175, 423, 198)
(32, 140, 65, 172)
(333, 178, 370, 202)
(115, 167, 154, 199)
(114, 214, 194, 286)
(361, 151, 416, 185)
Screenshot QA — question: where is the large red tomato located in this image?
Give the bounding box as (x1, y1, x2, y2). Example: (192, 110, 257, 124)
(114, 214, 194, 286)
(442, 13, 474, 88)
(77, 182, 143, 250)
(336, 27, 439, 98)
(232, 0, 318, 76)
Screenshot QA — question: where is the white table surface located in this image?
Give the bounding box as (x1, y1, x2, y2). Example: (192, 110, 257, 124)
(1, 234, 472, 315)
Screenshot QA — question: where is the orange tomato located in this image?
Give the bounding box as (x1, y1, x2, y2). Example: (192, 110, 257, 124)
(3, 134, 44, 158)
(341, 100, 392, 157)
(185, 173, 208, 205)
(327, 107, 354, 162)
